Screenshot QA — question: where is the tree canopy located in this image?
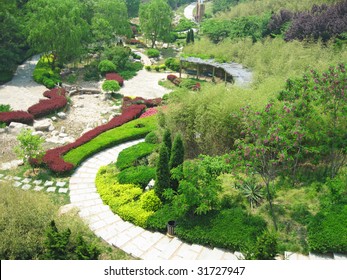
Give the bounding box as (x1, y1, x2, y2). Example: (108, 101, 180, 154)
(139, 0, 173, 48)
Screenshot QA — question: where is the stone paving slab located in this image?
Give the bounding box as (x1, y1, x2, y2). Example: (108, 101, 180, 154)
(14, 181, 22, 187)
(13, 176, 22, 181)
(44, 181, 54, 187)
(33, 180, 42, 185)
(47, 187, 56, 192)
(56, 181, 67, 187)
(34, 186, 44, 192)
(22, 178, 31, 183)
(22, 184, 31, 190)
(58, 188, 69, 194)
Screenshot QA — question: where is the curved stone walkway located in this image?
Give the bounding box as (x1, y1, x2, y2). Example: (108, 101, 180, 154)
(69, 139, 243, 260)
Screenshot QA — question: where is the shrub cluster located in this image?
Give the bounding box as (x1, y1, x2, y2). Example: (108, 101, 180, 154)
(307, 205, 347, 253)
(139, 107, 158, 118)
(105, 72, 124, 87)
(42, 104, 146, 173)
(122, 96, 162, 109)
(28, 88, 67, 118)
(116, 142, 157, 171)
(117, 166, 156, 189)
(165, 58, 180, 72)
(0, 111, 34, 125)
(146, 49, 160, 58)
(33, 55, 61, 89)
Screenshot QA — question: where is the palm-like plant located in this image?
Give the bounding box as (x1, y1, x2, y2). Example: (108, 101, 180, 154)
(236, 178, 263, 209)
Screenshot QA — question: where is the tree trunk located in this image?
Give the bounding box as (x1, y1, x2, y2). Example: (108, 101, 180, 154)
(265, 182, 278, 231)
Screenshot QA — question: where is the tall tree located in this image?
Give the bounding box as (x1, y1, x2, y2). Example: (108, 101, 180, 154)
(163, 129, 172, 158)
(93, 0, 131, 44)
(139, 0, 173, 48)
(155, 144, 171, 201)
(169, 133, 184, 170)
(27, 0, 89, 64)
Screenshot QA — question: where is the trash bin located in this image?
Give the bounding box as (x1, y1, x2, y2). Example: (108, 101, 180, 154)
(167, 220, 176, 237)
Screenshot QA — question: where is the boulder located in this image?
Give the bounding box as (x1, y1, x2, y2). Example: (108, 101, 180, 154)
(33, 119, 52, 132)
(57, 112, 67, 119)
(32, 131, 44, 137)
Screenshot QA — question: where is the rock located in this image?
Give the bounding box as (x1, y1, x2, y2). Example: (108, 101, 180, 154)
(57, 112, 66, 119)
(33, 119, 52, 132)
(111, 105, 121, 111)
(51, 130, 59, 136)
(0, 159, 24, 170)
(60, 126, 66, 133)
(48, 125, 55, 131)
(0, 128, 7, 134)
(51, 116, 58, 122)
(101, 119, 107, 124)
(32, 131, 44, 137)
(108, 115, 114, 121)
(8, 122, 32, 135)
(59, 133, 68, 138)
(145, 179, 155, 191)
(78, 95, 84, 99)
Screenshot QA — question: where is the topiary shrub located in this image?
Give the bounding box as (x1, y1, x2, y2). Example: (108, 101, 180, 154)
(146, 49, 160, 58)
(116, 142, 156, 170)
(105, 72, 124, 86)
(139, 190, 162, 212)
(102, 80, 120, 93)
(98, 60, 117, 75)
(117, 166, 156, 189)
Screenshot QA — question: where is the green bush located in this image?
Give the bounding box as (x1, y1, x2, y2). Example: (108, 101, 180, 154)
(145, 65, 151, 71)
(165, 57, 180, 72)
(33, 55, 61, 88)
(146, 49, 160, 58)
(98, 60, 117, 75)
(83, 63, 100, 81)
(175, 208, 267, 252)
(147, 204, 177, 232)
(307, 205, 347, 253)
(102, 80, 120, 93)
(245, 231, 278, 260)
(145, 131, 159, 144)
(116, 142, 157, 170)
(95, 166, 154, 227)
(118, 62, 143, 80)
(0, 104, 11, 113)
(140, 190, 162, 212)
(179, 79, 198, 89)
(63, 116, 157, 167)
(117, 166, 156, 188)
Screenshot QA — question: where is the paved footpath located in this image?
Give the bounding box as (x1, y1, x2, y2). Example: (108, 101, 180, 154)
(69, 139, 347, 260)
(69, 139, 243, 260)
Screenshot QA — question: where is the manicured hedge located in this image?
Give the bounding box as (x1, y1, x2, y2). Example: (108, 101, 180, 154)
(96, 166, 156, 227)
(140, 107, 158, 118)
(307, 205, 347, 253)
(42, 104, 147, 173)
(62, 114, 157, 170)
(0, 111, 34, 125)
(105, 73, 124, 87)
(117, 166, 156, 189)
(28, 88, 67, 118)
(116, 142, 157, 170)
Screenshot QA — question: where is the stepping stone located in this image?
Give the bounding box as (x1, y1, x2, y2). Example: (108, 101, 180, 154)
(22, 178, 31, 184)
(33, 180, 42, 185)
(14, 176, 22, 181)
(0, 174, 4, 178)
(5, 175, 13, 180)
(44, 181, 54, 187)
(14, 181, 22, 187)
(58, 188, 69, 194)
(56, 181, 67, 187)
(46, 187, 56, 192)
(22, 184, 31, 190)
(33, 186, 44, 192)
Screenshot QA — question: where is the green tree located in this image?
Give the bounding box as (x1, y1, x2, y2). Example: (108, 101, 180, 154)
(93, 0, 131, 44)
(27, 0, 89, 64)
(190, 28, 194, 43)
(186, 31, 191, 44)
(102, 80, 121, 93)
(126, 0, 140, 18)
(155, 144, 171, 201)
(139, 0, 173, 48)
(163, 129, 172, 158)
(169, 133, 184, 170)
(44, 220, 71, 260)
(14, 128, 44, 171)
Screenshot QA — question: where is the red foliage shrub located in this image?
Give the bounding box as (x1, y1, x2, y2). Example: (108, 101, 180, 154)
(0, 111, 34, 125)
(122, 96, 162, 109)
(42, 104, 146, 174)
(139, 107, 158, 118)
(28, 88, 67, 118)
(172, 78, 182, 86)
(167, 74, 178, 82)
(192, 82, 201, 91)
(105, 72, 124, 86)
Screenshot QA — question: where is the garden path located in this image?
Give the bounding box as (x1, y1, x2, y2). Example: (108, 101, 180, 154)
(184, 2, 197, 22)
(68, 138, 244, 260)
(68, 138, 347, 260)
(0, 55, 47, 111)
